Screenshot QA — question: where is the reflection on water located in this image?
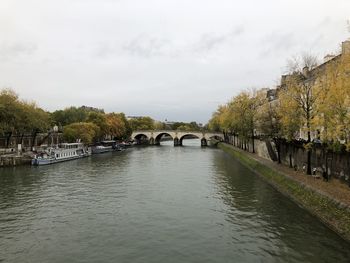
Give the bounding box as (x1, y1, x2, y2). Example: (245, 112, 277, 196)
(0, 139, 349, 263)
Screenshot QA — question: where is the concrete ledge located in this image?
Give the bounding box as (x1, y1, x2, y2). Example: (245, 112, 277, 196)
(0, 155, 32, 167)
(218, 142, 350, 242)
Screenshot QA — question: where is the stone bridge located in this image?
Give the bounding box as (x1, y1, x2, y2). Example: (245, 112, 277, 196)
(131, 130, 224, 146)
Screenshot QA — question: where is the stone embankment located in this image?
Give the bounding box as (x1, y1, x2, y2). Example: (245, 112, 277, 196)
(0, 153, 33, 167)
(218, 142, 350, 242)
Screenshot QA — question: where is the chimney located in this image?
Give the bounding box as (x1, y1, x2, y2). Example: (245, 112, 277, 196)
(280, 75, 287, 86)
(302, 66, 309, 77)
(342, 40, 350, 55)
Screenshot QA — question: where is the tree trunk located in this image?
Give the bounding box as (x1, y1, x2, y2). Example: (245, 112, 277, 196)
(348, 152, 350, 187)
(289, 153, 292, 167)
(251, 129, 255, 153)
(31, 130, 38, 149)
(6, 132, 12, 148)
(20, 133, 24, 146)
(277, 140, 281, 164)
(307, 130, 312, 175)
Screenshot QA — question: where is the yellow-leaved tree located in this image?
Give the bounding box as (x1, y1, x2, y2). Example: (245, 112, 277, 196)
(315, 46, 350, 150)
(279, 54, 321, 174)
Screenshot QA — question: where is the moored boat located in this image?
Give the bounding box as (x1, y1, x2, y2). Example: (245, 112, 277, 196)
(119, 141, 133, 148)
(91, 140, 123, 154)
(31, 143, 91, 166)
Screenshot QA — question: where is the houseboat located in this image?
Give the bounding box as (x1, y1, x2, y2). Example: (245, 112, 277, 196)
(91, 140, 123, 154)
(31, 143, 91, 166)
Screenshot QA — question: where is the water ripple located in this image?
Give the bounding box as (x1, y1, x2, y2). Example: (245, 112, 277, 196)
(1, 141, 350, 262)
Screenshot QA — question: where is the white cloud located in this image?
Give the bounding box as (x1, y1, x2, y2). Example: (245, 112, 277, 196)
(0, 0, 350, 123)
(0, 42, 37, 61)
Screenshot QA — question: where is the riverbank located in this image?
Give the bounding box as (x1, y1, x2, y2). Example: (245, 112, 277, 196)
(218, 142, 350, 242)
(0, 154, 32, 167)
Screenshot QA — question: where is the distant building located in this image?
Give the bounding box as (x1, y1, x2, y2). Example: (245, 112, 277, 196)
(127, 116, 146, 120)
(266, 89, 277, 102)
(164, 120, 176, 125)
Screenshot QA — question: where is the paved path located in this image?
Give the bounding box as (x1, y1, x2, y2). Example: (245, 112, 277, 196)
(224, 143, 350, 208)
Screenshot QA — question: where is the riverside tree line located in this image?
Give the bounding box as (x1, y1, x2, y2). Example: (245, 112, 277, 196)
(208, 40, 350, 175)
(0, 88, 203, 147)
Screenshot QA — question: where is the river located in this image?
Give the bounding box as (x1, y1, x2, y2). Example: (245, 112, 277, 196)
(1, 139, 350, 262)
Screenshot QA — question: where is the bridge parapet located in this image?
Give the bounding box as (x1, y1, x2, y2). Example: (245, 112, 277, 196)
(131, 130, 223, 146)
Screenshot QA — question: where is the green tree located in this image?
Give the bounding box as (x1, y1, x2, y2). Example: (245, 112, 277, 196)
(87, 112, 109, 140)
(176, 125, 192, 131)
(63, 122, 100, 144)
(106, 113, 131, 140)
(128, 117, 155, 130)
(52, 106, 104, 126)
(0, 89, 50, 147)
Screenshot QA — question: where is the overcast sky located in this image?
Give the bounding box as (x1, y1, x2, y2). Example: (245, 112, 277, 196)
(1, 0, 349, 123)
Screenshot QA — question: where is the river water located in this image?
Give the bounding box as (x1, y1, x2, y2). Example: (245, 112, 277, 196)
(1, 139, 350, 262)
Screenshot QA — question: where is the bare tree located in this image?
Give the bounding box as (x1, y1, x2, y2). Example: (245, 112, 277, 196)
(286, 53, 319, 74)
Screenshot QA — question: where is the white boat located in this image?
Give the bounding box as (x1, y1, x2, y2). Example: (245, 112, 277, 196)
(91, 140, 123, 154)
(91, 145, 113, 154)
(31, 143, 91, 166)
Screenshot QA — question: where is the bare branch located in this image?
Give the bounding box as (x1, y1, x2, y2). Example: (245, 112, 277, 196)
(286, 53, 319, 74)
(301, 52, 319, 70)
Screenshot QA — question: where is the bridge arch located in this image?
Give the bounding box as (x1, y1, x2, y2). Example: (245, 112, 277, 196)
(154, 132, 174, 145)
(134, 133, 149, 144)
(131, 130, 224, 146)
(179, 133, 201, 146)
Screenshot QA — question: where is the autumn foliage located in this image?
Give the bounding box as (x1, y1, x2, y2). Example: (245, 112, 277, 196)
(208, 41, 350, 174)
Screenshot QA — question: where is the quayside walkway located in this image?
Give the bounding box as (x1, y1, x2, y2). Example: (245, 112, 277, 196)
(222, 143, 350, 208)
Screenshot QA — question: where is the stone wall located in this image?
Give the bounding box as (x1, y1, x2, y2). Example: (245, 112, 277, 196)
(227, 136, 350, 184)
(0, 156, 32, 167)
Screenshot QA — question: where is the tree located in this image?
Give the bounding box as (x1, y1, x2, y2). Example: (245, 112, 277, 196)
(208, 90, 264, 151)
(280, 53, 320, 174)
(225, 90, 265, 152)
(256, 95, 284, 163)
(316, 50, 350, 145)
(176, 125, 192, 131)
(63, 122, 100, 144)
(106, 113, 126, 139)
(19, 102, 51, 147)
(106, 113, 131, 140)
(87, 112, 109, 140)
(208, 106, 223, 132)
(0, 89, 21, 134)
(0, 89, 51, 147)
(128, 117, 155, 131)
(154, 121, 166, 130)
(52, 106, 104, 126)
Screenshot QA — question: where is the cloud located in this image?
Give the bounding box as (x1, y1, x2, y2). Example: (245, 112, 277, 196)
(259, 32, 298, 57)
(192, 26, 245, 54)
(0, 42, 37, 61)
(93, 36, 173, 59)
(122, 35, 171, 58)
(94, 42, 118, 58)
(94, 25, 245, 60)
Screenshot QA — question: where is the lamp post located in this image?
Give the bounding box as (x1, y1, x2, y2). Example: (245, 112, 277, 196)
(53, 125, 59, 146)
